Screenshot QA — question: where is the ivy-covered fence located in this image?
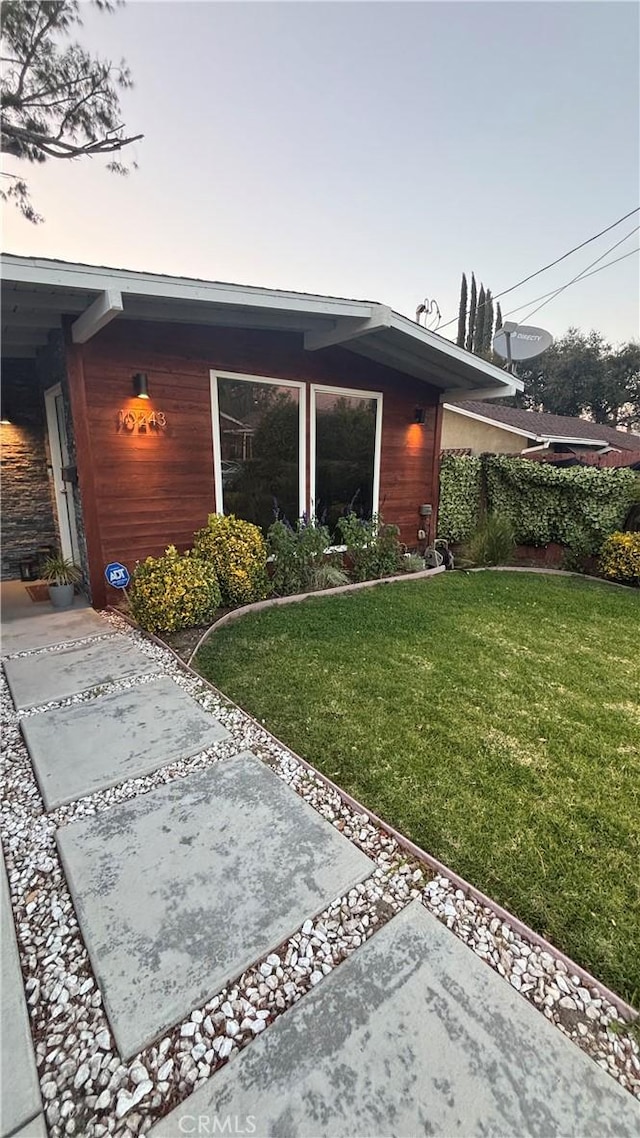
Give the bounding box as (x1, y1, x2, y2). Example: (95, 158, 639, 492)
(438, 454, 638, 553)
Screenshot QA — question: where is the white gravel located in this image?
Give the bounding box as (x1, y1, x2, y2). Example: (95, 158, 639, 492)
(1, 609, 638, 1138)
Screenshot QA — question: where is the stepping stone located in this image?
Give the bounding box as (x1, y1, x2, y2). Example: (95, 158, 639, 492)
(4, 634, 159, 710)
(1, 854, 42, 1138)
(1, 608, 108, 657)
(150, 902, 640, 1138)
(22, 675, 230, 808)
(57, 751, 373, 1059)
(10, 1116, 47, 1138)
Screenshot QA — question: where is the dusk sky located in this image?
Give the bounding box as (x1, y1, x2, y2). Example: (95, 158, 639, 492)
(3, 1, 639, 344)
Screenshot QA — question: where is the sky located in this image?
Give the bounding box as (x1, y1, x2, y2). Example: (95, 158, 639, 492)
(2, 0, 639, 345)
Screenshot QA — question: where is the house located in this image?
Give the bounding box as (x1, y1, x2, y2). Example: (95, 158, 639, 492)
(1, 254, 520, 606)
(441, 400, 640, 458)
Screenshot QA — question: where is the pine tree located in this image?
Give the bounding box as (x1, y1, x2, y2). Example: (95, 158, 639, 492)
(466, 275, 477, 353)
(473, 285, 485, 353)
(456, 273, 468, 348)
(482, 289, 494, 353)
(495, 302, 503, 333)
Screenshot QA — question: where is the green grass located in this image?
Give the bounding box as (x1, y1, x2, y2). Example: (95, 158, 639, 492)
(196, 571, 640, 1002)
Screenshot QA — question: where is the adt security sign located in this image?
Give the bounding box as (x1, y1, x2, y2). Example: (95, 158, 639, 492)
(105, 562, 130, 589)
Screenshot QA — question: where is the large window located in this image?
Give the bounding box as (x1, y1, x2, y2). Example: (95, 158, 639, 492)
(211, 372, 305, 531)
(311, 386, 383, 533)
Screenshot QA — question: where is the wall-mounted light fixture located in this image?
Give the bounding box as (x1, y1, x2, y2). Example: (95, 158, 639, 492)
(0, 418, 12, 426)
(132, 372, 150, 400)
(413, 407, 426, 424)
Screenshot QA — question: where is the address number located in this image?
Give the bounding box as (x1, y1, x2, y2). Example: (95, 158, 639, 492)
(117, 409, 167, 432)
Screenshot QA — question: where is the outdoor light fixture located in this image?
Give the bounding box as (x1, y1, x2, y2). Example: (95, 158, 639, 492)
(132, 372, 150, 400)
(414, 407, 426, 424)
(0, 418, 11, 426)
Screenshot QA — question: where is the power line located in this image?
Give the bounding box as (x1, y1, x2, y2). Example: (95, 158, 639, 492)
(502, 246, 639, 318)
(514, 224, 639, 326)
(438, 205, 640, 331)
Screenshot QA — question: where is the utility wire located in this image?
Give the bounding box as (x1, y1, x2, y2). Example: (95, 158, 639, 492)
(502, 246, 639, 318)
(514, 224, 639, 326)
(438, 205, 640, 330)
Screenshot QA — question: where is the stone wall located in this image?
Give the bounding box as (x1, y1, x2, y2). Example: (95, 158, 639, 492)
(1, 359, 59, 580)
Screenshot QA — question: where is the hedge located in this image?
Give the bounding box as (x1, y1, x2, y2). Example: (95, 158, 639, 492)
(438, 454, 638, 553)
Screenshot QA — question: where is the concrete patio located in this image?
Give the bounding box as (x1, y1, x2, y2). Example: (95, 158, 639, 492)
(1, 586, 638, 1137)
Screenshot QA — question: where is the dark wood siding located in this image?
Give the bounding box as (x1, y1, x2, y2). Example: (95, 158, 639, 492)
(72, 321, 441, 606)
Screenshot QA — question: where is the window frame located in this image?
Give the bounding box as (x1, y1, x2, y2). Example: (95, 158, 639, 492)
(209, 369, 307, 519)
(309, 383, 384, 521)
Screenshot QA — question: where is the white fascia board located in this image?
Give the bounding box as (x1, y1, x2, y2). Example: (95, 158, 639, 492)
(442, 403, 536, 439)
(389, 313, 524, 393)
(1, 255, 374, 320)
(71, 289, 123, 344)
(537, 434, 609, 446)
(304, 306, 392, 351)
(441, 384, 519, 403)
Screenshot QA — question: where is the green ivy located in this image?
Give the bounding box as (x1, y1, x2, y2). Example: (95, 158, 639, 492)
(438, 454, 482, 542)
(439, 455, 638, 553)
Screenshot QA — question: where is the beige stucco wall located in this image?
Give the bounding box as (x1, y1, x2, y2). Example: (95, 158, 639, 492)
(441, 410, 532, 455)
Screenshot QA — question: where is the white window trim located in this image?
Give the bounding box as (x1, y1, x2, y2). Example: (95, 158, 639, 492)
(209, 370, 306, 520)
(310, 383, 383, 520)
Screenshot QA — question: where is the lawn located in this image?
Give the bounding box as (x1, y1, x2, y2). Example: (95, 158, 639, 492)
(195, 571, 640, 1002)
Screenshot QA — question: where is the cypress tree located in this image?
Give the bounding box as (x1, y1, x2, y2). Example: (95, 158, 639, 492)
(482, 289, 494, 352)
(466, 274, 477, 352)
(473, 284, 485, 353)
(495, 302, 503, 332)
(456, 273, 468, 347)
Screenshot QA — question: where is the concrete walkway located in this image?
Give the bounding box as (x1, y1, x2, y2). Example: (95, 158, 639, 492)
(1, 589, 638, 1137)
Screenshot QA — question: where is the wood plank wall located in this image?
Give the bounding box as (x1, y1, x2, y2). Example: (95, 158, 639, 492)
(72, 321, 441, 606)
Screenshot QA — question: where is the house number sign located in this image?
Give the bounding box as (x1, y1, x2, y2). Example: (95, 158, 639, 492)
(117, 409, 167, 432)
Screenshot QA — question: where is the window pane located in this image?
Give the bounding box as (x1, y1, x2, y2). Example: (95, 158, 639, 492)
(218, 378, 300, 531)
(314, 391, 377, 532)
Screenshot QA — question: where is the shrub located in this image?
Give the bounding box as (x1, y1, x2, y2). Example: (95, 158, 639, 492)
(192, 514, 269, 607)
(337, 513, 404, 581)
(599, 532, 640, 586)
(403, 553, 427, 573)
(129, 546, 221, 633)
(464, 514, 515, 567)
(268, 518, 348, 596)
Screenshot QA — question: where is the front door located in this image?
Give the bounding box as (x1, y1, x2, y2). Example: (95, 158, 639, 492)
(44, 385, 81, 566)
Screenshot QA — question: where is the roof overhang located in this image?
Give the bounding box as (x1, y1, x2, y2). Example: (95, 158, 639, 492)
(442, 402, 609, 447)
(1, 254, 521, 398)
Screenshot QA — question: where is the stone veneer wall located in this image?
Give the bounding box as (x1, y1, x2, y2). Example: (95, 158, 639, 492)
(1, 358, 59, 580)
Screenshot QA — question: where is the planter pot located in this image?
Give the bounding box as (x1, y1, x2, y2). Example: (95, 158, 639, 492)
(48, 583, 75, 609)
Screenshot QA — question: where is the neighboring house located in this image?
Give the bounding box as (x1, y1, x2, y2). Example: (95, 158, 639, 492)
(1, 254, 520, 606)
(441, 400, 640, 458)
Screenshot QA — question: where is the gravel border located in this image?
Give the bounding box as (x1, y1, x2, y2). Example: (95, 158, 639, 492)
(1, 610, 638, 1138)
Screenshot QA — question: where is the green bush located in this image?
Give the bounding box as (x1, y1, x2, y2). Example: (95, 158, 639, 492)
(268, 518, 348, 596)
(439, 455, 638, 553)
(464, 514, 515, 567)
(192, 514, 269, 607)
(129, 545, 221, 633)
(337, 513, 404, 581)
(599, 532, 640, 585)
(438, 454, 482, 542)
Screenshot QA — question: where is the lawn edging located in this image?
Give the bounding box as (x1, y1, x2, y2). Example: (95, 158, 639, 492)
(185, 565, 446, 666)
(111, 604, 638, 1024)
(466, 566, 634, 589)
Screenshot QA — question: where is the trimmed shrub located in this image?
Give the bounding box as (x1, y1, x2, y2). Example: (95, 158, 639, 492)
(193, 514, 269, 607)
(129, 546, 221, 633)
(599, 532, 640, 586)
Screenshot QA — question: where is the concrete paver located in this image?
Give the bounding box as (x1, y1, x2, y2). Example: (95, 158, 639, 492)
(0, 854, 42, 1138)
(1, 607, 106, 657)
(57, 751, 373, 1059)
(10, 1116, 48, 1138)
(21, 675, 230, 808)
(150, 901, 640, 1138)
(4, 634, 159, 710)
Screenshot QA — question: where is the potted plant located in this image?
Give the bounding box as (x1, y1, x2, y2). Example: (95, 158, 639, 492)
(41, 554, 82, 609)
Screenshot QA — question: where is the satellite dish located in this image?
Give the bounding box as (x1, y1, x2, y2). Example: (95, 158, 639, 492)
(493, 321, 553, 362)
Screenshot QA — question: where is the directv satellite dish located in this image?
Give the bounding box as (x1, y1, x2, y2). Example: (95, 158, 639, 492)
(493, 321, 553, 363)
